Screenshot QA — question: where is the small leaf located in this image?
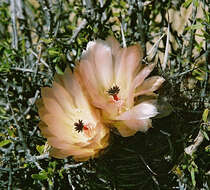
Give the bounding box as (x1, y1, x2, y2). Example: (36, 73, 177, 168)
(49, 161, 56, 169)
(205, 145, 210, 152)
(48, 179, 53, 186)
(172, 165, 183, 177)
(0, 139, 12, 147)
(183, 0, 192, 8)
(190, 167, 196, 187)
(36, 145, 45, 154)
(195, 76, 205, 81)
(202, 109, 209, 123)
(55, 64, 64, 75)
(7, 128, 15, 137)
(0, 107, 6, 114)
(23, 163, 28, 168)
(191, 23, 204, 30)
(202, 131, 209, 141)
(31, 171, 48, 180)
(0, 133, 5, 137)
(40, 38, 53, 44)
(162, 24, 170, 71)
(48, 48, 59, 56)
(193, 0, 199, 7)
(59, 168, 64, 178)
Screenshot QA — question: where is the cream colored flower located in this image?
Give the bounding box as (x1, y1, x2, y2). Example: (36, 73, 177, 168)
(37, 68, 109, 161)
(76, 37, 164, 137)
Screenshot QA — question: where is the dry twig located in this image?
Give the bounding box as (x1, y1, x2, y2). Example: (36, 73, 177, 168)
(184, 130, 204, 156)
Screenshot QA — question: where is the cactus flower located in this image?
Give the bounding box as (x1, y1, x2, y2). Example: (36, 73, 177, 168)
(76, 37, 164, 137)
(37, 68, 109, 161)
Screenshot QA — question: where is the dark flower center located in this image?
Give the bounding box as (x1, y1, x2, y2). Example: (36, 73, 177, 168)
(107, 85, 120, 101)
(74, 120, 88, 133)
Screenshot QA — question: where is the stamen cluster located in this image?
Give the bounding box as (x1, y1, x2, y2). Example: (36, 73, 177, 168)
(74, 120, 85, 133)
(107, 85, 120, 96)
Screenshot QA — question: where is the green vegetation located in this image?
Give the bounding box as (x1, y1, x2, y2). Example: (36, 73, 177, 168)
(0, 0, 209, 189)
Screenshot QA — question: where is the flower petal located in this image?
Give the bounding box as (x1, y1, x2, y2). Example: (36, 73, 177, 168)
(47, 137, 76, 150)
(56, 68, 97, 123)
(38, 66, 110, 161)
(82, 40, 114, 89)
(106, 36, 121, 55)
(93, 41, 114, 89)
(115, 45, 142, 94)
(39, 121, 55, 138)
(41, 87, 64, 116)
(41, 114, 80, 143)
(127, 63, 156, 107)
(132, 63, 156, 89)
(114, 124, 137, 137)
(123, 118, 152, 132)
(116, 101, 158, 120)
(86, 123, 110, 149)
(77, 59, 108, 108)
(50, 147, 94, 160)
(52, 82, 76, 114)
(41, 85, 75, 118)
(135, 76, 165, 96)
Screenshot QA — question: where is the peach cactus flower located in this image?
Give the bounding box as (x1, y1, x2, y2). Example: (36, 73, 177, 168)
(37, 68, 109, 161)
(76, 37, 165, 137)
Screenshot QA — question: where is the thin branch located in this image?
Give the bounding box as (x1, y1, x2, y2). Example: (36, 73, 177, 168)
(202, 0, 209, 98)
(10, 0, 18, 50)
(137, 0, 146, 53)
(68, 19, 87, 44)
(151, 175, 160, 190)
(146, 33, 165, 57)
(121, 22, 126, 48)
(187, 4, 197, 62)
(64, 163, 84, 169)
(138, 154, 157, 176)
(37, 0, 53, 33)
(30, 49, 50, 68)
(64, 159, 76, 190)
(162, 24, 170, 71)
(14, 90, 39, 123)
(34, 152, 49, 160)
(67, 173, 75, 190)
(10, 67, 51, 77)
(170, 65, 200, 78)
(10, 67, 35, 73)
(6, 94, 43, 171)
(184, 130, 204, 156)
(7, 167, 12, 190)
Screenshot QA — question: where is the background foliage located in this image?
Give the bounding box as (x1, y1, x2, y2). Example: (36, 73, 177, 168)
(0, 0, 209, 189)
